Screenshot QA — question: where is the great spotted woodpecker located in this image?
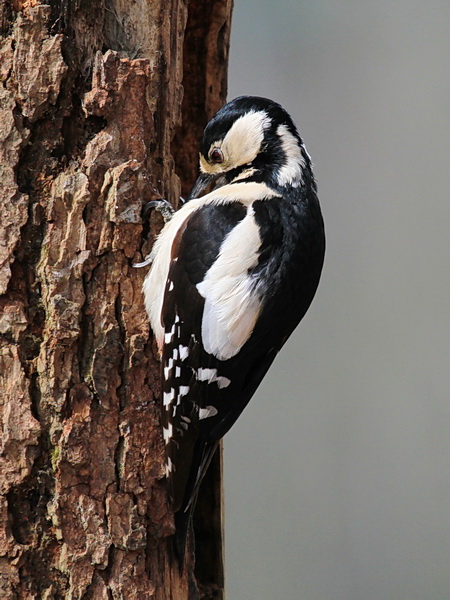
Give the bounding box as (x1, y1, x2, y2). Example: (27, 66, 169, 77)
(141, 96, 325, 564)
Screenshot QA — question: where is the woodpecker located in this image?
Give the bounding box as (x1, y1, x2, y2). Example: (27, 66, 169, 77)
(141, 96, 325, 564)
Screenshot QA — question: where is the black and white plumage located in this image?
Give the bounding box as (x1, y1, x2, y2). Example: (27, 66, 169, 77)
(142, 96, 325, 563)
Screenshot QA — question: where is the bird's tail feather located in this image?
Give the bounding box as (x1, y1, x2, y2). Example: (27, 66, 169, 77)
(174, 506, 194, 574)
(173, 440, 220, 572)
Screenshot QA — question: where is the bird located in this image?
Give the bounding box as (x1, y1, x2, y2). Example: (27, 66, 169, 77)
(141, 95, 325, 567)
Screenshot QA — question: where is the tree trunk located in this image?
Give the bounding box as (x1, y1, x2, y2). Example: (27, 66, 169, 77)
(0, 1, 232, 598)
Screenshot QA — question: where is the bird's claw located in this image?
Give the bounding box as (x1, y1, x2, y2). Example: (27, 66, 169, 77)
(143, 198, 175, 223)
(133, 254, 153, 268)
(134, 199, 176, 268)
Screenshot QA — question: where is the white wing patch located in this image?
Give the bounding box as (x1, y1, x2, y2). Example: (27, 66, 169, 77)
(196, 205, 262, 360)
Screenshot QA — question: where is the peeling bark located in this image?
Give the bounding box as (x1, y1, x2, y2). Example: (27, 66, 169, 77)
(0, 1, 233, 598)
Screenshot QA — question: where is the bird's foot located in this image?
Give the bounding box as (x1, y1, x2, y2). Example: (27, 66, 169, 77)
(143, 198, 175, 223)
(133, 198, 179, 268)
(133, 251, 154, 268)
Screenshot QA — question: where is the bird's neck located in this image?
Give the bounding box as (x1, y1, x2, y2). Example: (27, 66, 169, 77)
(228, 154, 313, 192)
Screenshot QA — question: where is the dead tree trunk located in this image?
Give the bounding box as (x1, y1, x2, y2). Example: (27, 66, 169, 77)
(0, 1, 232, 598)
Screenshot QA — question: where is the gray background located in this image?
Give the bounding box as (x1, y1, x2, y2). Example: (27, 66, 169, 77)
(224, 1, 450, 599)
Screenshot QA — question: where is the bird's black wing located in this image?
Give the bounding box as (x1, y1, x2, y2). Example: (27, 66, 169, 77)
(160, 201, 248, 511)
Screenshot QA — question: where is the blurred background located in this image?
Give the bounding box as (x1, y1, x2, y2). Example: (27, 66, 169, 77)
(224, 1, 450, 598)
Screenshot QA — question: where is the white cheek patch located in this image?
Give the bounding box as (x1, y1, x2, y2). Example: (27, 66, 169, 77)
(222, 110, 271, 167)
(200, 110, 271, 175)
(196, 205, 262, 360)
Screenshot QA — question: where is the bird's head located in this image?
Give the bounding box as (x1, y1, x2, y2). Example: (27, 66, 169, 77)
(189, 96, 313, 199)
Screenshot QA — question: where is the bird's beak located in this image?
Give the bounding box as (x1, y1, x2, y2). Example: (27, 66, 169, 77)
(187, 172, 220, 201)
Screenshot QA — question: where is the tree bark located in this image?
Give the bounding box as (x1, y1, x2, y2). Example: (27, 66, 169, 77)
(0, 1, 232, 598)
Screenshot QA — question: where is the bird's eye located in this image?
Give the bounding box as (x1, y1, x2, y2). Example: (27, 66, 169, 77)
(209, 148, 224, 164)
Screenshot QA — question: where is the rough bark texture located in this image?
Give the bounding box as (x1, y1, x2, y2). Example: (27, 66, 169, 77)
(0, 1, 233, 598)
